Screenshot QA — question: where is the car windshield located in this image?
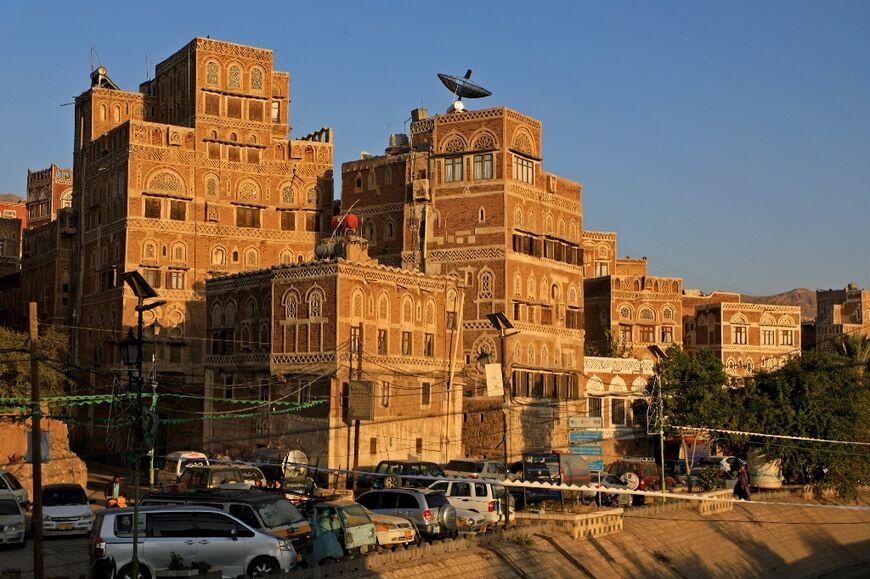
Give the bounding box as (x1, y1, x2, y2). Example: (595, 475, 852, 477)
(256, 498, 305, 527)
(43, 487, 86, 506)
(2, 473, 23, 491)
(338, 503, 371, 528)
(181, 458, 207, 470)
(0, 499, 20, 515)
(446, 461, 481, 473)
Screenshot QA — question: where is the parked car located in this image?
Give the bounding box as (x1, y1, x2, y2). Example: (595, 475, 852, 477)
(443, 459, 508, 480)
(427, 479, 511, 526)
(510, 452, 591, 505)
(305, 500, 377, 566)
(140, 488, 311, 546)
(0, 469, 28, 506)
(42, 484, 94, 536)
(90, 505, 296, 578)
(156, 450, 209, 486)
(359, 460, 445, 489)
(237, 464, 268, 487)
(362, 508, 417, 549)
(608, 457, 674, 506)
(582, 472, 633, 507)
(0, 492, 26, 547)
(356, 488, 457, 539)
(177, 465, 245, 490)
(455, 508, 487, 535)
(247, 448, 315, 494)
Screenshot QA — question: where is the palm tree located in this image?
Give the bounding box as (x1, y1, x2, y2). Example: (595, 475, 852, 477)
(839, 334, 870, 374)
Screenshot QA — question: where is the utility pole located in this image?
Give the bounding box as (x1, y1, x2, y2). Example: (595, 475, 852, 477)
(29, 302, 44, 579)
(498, 324, 511, 528)
(351, 327, 362, 491)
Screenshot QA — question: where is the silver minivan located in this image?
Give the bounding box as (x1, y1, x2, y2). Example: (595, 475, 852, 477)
(90, 505, 296, 579)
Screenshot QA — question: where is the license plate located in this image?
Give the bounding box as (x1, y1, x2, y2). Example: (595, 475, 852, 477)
(404, 530, 413, 540)
(58, 523, 73, 530)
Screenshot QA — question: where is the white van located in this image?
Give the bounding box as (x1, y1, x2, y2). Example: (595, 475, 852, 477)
(157, 451, 209, 486)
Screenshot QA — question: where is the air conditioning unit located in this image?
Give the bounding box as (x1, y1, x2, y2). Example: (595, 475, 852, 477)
(413, 179, 430, 201)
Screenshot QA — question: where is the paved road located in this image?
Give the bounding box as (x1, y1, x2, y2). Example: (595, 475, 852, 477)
(0, 534, 90, 578)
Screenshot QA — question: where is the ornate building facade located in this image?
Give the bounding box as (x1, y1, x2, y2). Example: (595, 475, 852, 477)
(583, 238, 683, 361)
(815, 285, 870, 353)
(683, 302, 802, 377)
(342, 106, 586, 402)
(68, 37, 333, 452)
(26, 165, 72, 229)
(203, 233, 464, 469)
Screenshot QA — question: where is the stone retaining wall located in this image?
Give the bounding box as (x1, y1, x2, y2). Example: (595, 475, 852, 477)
(697, 489, 735, 515)
(280, 521, 567, 579)
(514, 507, 624, 539)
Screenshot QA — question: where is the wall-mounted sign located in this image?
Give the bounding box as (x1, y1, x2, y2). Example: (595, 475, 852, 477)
(569, 416, 603, 429)
(569, 430, 602, 443)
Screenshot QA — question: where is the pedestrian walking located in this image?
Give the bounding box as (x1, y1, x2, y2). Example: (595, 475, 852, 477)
(734, 463, 751, 501)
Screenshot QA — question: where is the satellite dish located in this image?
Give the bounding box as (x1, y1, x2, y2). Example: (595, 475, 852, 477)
(438, 69, 492, 109)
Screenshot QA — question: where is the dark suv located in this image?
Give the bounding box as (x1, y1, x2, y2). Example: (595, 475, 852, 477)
(360, 460, 445, 489)
(356, 488, 457, 539)
(608, 457, 674, 505)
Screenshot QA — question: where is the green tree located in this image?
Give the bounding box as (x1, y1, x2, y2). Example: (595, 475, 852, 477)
(635, 347, 731, 489)
(737, 351, 870, 499)
(0, 325, 72, 409)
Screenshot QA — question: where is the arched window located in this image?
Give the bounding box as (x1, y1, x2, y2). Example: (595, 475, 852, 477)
(639, 308, 655, 321)
(378, 295, 389, 320)
(479, 270, 493, 299)
(143, 240, 157, 260)
(211, 303, 223, 328)
(425, 300, 436, 325)
(385, 220, 395, 240)
(478, 207, 486, 222)
(619, 306, 632, 320)
(527, 276, 536, 300)
(225, 301, 237, 326)
(229, 65, 241, 89)
(527, 210, 536, 230)
(250, 67, 263, 91)
(281, 184, 295, 204)
(514, 207, 523, 228)
(352, 291, 364, 318)
(259, 323, 269, 348)
(205, 175, 219, 198)
(308, 290, 323, 318)
(527, 344, 536, 365)
(245, 248, 258, 267)
(172, 242, 186, 262)
(207, 62, 219, 85)
(280, 250, 293, 265)
(513, 273, 522, 297)
(283, 291, 299, 319)
(231, 250, 239, 263)
(60, 190, 73, 209)
(364, 221, 375, 242)
(402, 297, 413, 322)
(541, 345, 549, 367)
(245, 298, 256, 320)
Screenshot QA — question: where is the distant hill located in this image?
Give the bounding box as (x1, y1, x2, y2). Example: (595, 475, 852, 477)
(0, 193, 23, 203)
(742, 288, 816, 321)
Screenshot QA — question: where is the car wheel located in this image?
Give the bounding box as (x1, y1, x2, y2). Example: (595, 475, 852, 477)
(117, 564, 152, 579)
(248, 556, 280, 577)
(383, 476, 400, 488)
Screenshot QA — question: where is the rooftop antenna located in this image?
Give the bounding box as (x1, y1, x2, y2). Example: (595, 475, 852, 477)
(89, 46, 104, 74)
(437, 69, 492, 113)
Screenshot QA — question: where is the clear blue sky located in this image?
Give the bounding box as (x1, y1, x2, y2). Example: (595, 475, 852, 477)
(1, 1, 868, 295)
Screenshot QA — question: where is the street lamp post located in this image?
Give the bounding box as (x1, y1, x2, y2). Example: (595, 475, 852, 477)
(119, 272, 164, 579)
(485, 312, 516, 529)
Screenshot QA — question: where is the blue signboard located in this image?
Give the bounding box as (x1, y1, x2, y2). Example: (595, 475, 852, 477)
(585, 460, 604, 471)
(569, 444, 602, 456)
(569, 430, 603, 443)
